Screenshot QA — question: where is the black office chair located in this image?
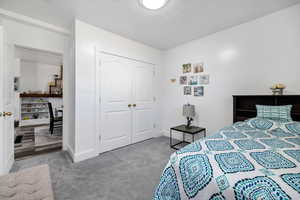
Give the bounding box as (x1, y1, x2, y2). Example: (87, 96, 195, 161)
(48, 102, 63, 135)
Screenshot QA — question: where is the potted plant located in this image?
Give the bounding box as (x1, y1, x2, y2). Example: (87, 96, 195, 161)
(270, 84, 286, 95)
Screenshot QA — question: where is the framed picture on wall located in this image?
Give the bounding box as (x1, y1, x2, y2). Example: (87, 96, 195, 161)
(184, 86, 192, 95)
(189, 76, 198, 85)
(180, 76, 187, 85)
(193, 63, 204, 73)
(199, 74, 210, 84)
(183, 63, 192, 73)
(194, 86, 204, 97)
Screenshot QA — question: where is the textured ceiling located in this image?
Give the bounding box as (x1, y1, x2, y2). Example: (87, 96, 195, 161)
(0, 0, 299, 49)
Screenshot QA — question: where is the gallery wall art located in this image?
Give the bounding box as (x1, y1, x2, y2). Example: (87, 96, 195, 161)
(199, 75, 209, 84)
(189, 76, 198, 85)
(180, 76, 187, 85)
(182, 63, 192, 73)
(193, 63, 204, 73)
(184, 86, 192, 95)
(194, 86, 204, 97)
(180, 62, 209, 96)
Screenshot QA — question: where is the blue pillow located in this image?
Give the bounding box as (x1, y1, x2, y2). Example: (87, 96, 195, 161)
(256, 105, 292, 122)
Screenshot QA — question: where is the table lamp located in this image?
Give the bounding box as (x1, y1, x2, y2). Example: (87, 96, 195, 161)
(183, 104, 195, 129)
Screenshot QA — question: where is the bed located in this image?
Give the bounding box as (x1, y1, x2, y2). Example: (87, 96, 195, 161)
(154, 107, 300, 199)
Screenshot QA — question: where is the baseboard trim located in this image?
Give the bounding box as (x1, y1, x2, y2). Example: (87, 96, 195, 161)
(6, 154, 14, 174)
(65, 145, 75, 162)
(161, 130, 169, 138)
(73, 148, 97, 163)
(153, 129, 164, 138)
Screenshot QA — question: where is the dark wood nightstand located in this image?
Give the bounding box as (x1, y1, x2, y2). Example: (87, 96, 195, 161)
(170, 125, 206, 150)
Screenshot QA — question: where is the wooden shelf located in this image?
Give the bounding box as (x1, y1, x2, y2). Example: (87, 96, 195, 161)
(20, 94, 62, 98)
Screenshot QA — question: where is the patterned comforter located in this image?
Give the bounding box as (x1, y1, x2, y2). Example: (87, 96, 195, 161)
(153, 118, 300, 200)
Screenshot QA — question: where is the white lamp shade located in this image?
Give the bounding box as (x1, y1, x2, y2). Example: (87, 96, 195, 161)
(183, 104, 195, 118)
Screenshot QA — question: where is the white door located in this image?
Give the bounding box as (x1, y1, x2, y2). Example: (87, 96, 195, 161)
(98, 53, 155, 153)
(132, 64, 155, 143)
(99, 54, 133, 153)
(0, 25, 14, 175)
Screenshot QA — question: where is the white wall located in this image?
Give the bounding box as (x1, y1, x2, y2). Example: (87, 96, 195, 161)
(2, 18, 67, 54)
(65, 21, 75, 155)
(2, 4, 300, 163)
(161, 4, 300, 136)
(20, 60, 60, 93)
(0, 14, 74, 154)
(74, 20, 163, 162)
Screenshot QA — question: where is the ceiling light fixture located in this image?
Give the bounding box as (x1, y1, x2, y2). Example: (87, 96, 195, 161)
(140, 0, 169, 10)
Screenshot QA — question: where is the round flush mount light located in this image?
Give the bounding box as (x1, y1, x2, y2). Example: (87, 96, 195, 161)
(140, 0, 169, 10)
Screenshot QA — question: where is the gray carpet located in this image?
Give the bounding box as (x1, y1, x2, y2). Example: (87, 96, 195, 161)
(12, 136, 175, 200)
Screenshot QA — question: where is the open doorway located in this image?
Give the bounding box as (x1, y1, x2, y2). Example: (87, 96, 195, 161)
(13, 46, 63, 160)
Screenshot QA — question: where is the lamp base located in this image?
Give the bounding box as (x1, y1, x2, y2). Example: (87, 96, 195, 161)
(185, 117, 193, 129)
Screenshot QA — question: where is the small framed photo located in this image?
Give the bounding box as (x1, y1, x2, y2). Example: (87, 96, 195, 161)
(189, 76, 198, 85)
(194, 86, 204, 97)
(180, 76, 187, 85)
(199, 74, 210, 84)
(184, 86, 192, 95)
(193, 63, 204, 73)
(183, 63, 192, 73)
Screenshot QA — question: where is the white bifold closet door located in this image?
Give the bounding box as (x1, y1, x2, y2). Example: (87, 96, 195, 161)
(99, 53, 155, 153)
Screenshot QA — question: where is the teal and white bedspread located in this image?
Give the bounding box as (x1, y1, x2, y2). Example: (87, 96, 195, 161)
(153, 118, 300, 200)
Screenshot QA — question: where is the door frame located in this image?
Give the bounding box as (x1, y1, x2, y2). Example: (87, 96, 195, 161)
(0, 25, 16, 174)
(94, 47, 156, 154)
(8, 43, 68, 162)
(0, 25, 8, 174)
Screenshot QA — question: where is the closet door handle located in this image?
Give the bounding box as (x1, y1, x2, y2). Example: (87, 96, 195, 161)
(128, 104, 132, 108)
(133, 104, 136, 107)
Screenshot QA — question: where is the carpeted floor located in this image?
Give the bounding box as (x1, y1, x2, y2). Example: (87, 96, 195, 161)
(12, 136, 175, 200)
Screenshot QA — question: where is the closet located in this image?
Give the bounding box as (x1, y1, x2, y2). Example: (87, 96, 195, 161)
(97, 53, 155, 153)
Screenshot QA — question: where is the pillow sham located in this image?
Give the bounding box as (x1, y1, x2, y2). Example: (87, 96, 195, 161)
(256, 105, 293, 122)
